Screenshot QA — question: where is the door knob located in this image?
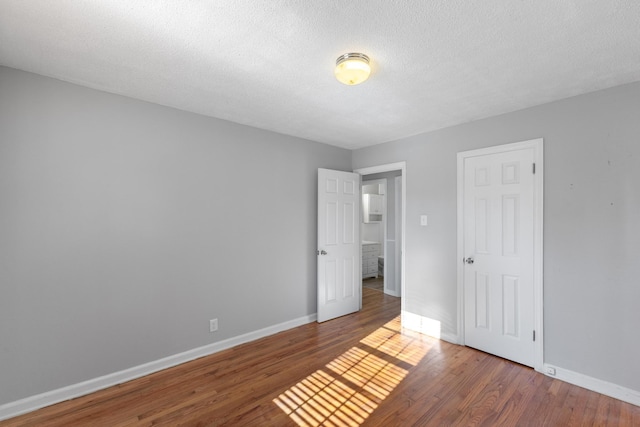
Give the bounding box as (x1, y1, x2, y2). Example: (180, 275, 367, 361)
(464, 257, 474, 264)
(318, 250, 327, 255)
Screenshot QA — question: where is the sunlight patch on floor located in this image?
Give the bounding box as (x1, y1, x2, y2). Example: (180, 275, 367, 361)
(273, 316, 431, 426)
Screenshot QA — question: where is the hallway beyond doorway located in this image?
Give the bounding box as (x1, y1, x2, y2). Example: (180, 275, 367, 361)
(363, 276, 384, 292)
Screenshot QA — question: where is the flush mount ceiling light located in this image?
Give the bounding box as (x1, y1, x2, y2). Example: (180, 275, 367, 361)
(334, 53, 371, 85)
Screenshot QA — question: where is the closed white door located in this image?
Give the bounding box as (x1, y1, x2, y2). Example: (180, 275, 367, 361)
(317, 168, 360, 322)
(462, 146, 536, 366)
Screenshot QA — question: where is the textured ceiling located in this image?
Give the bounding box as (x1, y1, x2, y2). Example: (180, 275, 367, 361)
(1, 1, 639, 149)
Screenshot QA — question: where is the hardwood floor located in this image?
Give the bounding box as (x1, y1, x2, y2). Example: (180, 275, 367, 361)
(3, 288, 639, 426)
(362, 276, 383, 292)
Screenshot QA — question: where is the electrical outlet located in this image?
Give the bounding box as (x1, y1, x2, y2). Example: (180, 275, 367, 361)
(209, 318, 218, 332)
(545, 366, 556, 376)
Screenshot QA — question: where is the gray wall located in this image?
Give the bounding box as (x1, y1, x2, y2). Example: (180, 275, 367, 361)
(2, 63, 639, 407)
(0, 66, 351, 405)
(353, 82, 640, 392)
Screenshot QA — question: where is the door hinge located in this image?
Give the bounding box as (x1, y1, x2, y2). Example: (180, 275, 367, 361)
(533, 330, 536, 342)
(532, 163, 536, 174)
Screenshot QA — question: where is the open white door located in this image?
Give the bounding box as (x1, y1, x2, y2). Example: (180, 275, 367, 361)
(317, 168, 361, 322)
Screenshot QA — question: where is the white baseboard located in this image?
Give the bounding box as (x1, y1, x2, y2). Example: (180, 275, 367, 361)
(544, 364, 640, 407)
(0, 313, 317, 422)
(400, 310, 640, 408)
(401, 310, 459, 344)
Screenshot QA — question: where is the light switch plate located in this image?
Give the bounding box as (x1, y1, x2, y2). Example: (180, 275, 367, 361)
(420, 215, 428, 226)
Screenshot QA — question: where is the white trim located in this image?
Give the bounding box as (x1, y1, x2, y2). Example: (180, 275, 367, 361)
(0, 314, 316, 422)
(456, 138, 544, 372)
(544, 364, 640, 407)
(354, 162, 407, 308)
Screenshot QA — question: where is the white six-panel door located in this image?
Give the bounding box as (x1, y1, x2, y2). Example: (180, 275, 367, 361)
(462, 145, 537, 367)
(317, 168, 361, 323)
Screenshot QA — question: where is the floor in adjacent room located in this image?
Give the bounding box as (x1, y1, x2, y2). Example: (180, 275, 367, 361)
(362, 276, 383, 292)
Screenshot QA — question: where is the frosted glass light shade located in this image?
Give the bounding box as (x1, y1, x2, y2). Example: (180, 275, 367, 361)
(334, 53, 371, 85)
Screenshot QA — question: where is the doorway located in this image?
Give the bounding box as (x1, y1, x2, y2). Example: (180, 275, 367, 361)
(355, 162, 406, 308)
(457, 139, 543, 371)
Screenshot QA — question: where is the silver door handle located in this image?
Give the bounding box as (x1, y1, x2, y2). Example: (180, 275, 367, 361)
(464, 257, 474, 264)
(318, 250, 327, 255)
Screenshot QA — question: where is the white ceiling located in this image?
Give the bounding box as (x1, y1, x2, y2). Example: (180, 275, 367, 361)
(1, 1, 639, 149)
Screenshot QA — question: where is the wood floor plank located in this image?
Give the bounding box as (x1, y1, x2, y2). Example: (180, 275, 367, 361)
(2, 287, 639, 426)
(483, 366, 542, 425)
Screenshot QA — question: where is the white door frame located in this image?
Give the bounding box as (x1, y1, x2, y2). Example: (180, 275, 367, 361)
(456, 139, 544, 372)
(354, 162, 406, 307)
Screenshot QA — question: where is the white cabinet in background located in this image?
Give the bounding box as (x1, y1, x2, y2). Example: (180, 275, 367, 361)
(363, 194, 383, 223)
(362, 242, 381, 279)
